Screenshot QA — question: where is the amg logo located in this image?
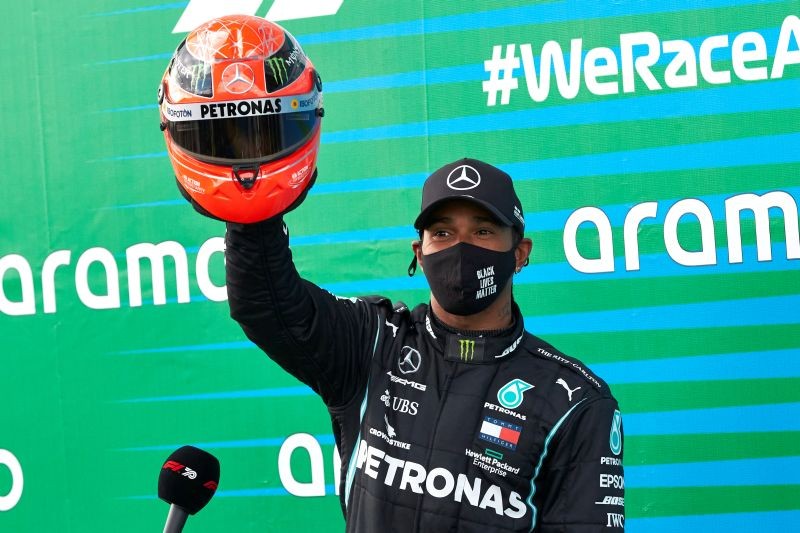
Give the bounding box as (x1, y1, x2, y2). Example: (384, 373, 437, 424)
(386, 371, 427, 391)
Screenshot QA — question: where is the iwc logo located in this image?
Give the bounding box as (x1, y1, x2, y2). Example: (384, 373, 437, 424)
(446, 165, 481, 191)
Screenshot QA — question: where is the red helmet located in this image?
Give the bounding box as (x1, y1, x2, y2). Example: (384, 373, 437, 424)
(159, 15, 323, 223)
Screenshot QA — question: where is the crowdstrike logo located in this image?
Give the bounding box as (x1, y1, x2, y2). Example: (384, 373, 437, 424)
(173, 0, 347, 33)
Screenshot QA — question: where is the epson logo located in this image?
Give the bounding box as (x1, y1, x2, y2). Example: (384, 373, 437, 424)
(0, 449, 23, 512)
(599, 473, 625, 490)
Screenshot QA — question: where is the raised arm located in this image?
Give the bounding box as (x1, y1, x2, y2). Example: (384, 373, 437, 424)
(225, 217, 383, 408)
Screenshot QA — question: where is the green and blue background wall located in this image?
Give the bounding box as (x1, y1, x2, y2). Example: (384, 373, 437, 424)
(2, 0, 799, 530)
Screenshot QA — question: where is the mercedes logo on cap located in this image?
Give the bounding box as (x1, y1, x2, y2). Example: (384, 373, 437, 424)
(221, 62, 255, 94)
(446, 165, 481, 191)
(398, 346, 422, 374)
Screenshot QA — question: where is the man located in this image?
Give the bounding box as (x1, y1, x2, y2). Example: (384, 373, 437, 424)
(225, 158, 626, 531)
(159, 16, 624, 530)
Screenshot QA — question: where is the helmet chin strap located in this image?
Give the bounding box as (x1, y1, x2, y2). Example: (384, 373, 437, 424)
(232, 164, 260, 190)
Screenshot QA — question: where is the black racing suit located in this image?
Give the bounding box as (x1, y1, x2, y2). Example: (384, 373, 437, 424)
(225, 217, 625, 532)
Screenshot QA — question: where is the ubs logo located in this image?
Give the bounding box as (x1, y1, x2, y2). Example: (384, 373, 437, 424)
(446, 165, 481, 190)
(398, 346, 421, 374)
(380, 390, 419, 415)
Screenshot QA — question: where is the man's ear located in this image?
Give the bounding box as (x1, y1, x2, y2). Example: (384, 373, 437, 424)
(515, 238, 533, 271)
(411, 239, 423, 268)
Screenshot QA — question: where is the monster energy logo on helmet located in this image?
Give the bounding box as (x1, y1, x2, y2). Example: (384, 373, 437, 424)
(172, 56, 212, 97)
(266, 57, 288, 86)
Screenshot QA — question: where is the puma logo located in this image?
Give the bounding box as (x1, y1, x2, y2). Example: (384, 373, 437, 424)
(556, 378, 581, 402)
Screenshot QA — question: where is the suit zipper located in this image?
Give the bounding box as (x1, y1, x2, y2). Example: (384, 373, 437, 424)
(410, 360, 457, 532)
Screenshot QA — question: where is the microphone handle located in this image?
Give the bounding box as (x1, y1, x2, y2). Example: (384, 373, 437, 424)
(163, 504, 189, 533)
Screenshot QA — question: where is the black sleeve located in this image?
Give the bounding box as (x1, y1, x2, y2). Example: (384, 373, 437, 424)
(224, 217, 383, 408)
(536, 398, 626, 531)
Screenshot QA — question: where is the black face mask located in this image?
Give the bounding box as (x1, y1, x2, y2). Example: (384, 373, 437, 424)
(421, 242, 516, 316)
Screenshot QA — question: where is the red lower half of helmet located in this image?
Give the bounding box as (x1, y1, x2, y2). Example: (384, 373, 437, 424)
(166, 125, 321, 223)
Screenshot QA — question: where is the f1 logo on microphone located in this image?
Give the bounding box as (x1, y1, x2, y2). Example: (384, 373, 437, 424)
(163, 460, 197, 479)
(163, 460, 185, 472)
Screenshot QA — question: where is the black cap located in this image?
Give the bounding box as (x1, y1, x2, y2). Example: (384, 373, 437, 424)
(414, 158, 525, 234)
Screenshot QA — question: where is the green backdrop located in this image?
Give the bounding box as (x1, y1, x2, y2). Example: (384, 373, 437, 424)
(1, 0, 799, 530)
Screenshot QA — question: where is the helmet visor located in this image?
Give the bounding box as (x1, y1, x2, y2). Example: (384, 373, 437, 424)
(163, 90, 321, 164)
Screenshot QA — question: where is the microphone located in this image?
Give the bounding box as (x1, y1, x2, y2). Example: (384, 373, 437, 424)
(158, 445, 220, 533)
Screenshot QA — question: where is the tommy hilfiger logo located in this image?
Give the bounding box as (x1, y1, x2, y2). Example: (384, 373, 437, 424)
(478, 416, 522, 450)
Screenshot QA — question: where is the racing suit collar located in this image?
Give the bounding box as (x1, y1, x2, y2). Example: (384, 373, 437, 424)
(425, 303, 526, 364)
